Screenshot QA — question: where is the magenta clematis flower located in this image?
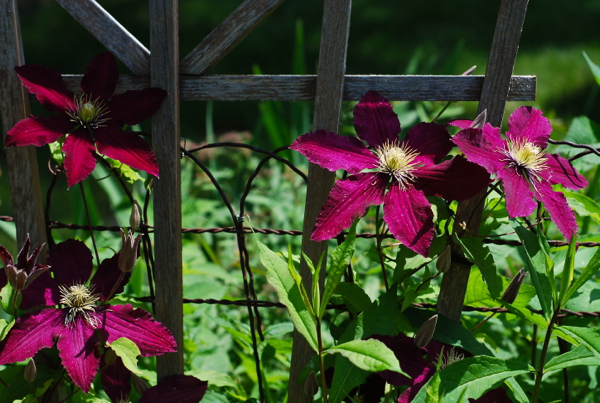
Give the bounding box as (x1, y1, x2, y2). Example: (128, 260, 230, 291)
(451, 107, 587, 240)
(290, 91, 490, 256)
(5, 52, 166, 187)
(0, 239, 177, 393)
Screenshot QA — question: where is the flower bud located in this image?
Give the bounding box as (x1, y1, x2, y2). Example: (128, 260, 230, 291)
(129, 202, 141, 230)
(303, 371, 319, 397)
(24, 359, 36, 383)
(436, 245, 452, 274)
(415, 314, 438, 348)
(132, 373, 150, 395)
(118, 229, 142, 273)
(501, 268, 527, 304)
(1, 236, 50, 291)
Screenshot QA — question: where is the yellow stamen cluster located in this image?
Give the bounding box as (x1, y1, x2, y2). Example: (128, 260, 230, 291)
(66, 93, 110, 129)
(504, 139, 546, 182)
(59, 284, 101, 327)
(375, 141, 421, 189)
(437, 347, 465, 370)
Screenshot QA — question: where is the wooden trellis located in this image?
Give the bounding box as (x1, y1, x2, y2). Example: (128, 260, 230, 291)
(0, 0, 533, 402)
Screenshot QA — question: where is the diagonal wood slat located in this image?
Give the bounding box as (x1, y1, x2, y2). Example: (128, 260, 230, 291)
(55, 0, 150, 76)
(180, 0, 284, 75)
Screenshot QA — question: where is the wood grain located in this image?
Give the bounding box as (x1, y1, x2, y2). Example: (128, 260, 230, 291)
(149, 0, 184, 378)
(55, 0, 150, 76)
(180, 0, 284, 75)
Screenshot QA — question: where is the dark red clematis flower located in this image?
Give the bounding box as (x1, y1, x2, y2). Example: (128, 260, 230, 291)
(290, 90, 490, 256)
(0, 239, 177, 393)
(6, 52, 166, 187)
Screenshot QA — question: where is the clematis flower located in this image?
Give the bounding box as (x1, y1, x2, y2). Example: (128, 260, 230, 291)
(5, 52, 166, 187)
(451, 107, 587, 240)
(290, 91, 490, 256)
(0, 239, 177, 393)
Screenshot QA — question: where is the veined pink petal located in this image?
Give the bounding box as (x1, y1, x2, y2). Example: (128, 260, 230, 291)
(5, 115, 73, 147)
(140, 375, 208, 403)
(109, 88, 168, 126)
(452, 128, 506, 173)
(481, 122, 506, 149)
(80, 52, 119, 101)
(63, 128, 98, 188)
(101, 356, 131, 403)
(311, 173, 387, 241)
(0, 309, 63, 365)
(290, 130, 378, 174)
(48, 239, 94, 286)
(541, 153, 587, 190)
(533, 182, 578, 241)
(507, 106, 552, 149)
(383, 184, 434, 257)
(14, 64, 74, 113)
(57, 318, 101, 393)
(353, 91, 401, 149)
(94, 125, 159, 178)
(448, 119, 473, 130)
(93, 254, 131, 301)
(402, 123, 453, 163)
(20, 271, 61, 309)
(497, 168, 537, 218)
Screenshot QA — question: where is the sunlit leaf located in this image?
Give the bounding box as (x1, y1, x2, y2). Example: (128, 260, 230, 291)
(325, 339, 405, 374)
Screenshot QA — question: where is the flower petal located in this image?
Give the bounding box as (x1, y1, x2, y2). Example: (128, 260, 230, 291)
(99, 304, 177, 356)
(5, 116, 73, 147)
(497, 168, 537, 218)
(94, 125, 159, 177)
(80, 52, 119, 100)
(57, 318, 101, 393)
(48, 239, 94, 286)
(311, 173, 386, 241)
(383, 184, 434, 257)
(93, 254, 131, 301)
(541, 153, 587, 190)
(63, 128, 98, 188)
(101, 356, 131, 403)
(289, 129, 378, 174)
(0, 268, 6, 292)
(353, 91, 401, 149)
(533, 182, 578, 241)
(140, 375, 208, 403)
(507, 106, 552, 149)
(109, 88, 168, 126)
(452, 127, 506, 173)
(0, 309, 62, 365)
(447, 119, 473, 130)
(14, 64, 74, 113)
(20, 270, 61, 309)
(402, 123, 453, 163)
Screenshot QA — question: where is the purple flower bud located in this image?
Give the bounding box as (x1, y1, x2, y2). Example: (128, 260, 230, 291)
(501, 268, 527, 304)
(24, 359, 36, 383)
(130, 202, 141, 230)
(0, 235, 50, 291)
(436, 245, 452, 274)
(132, 374, 150, 395)
(303, 371, 319, 397)
(118, 229, 142, 273)
(415, 314, 438, 348)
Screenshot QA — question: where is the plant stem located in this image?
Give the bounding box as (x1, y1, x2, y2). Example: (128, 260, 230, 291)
(316, 318, 329, 403)
(531, 310, 559, 403)
(12, 290, 20, 318)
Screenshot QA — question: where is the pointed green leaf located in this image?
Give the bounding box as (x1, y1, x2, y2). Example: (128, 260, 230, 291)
(455, 235, 503, 298)
(501, 303, 578, 345)
(326, 339, 405, 374)
(334, 282, 372, 315)
(559, 234, 577, 307)
(544, 344, 600, 373)
(559, 325, 600, 360)
(565, 191, 600, 222)
(109, 337, 143, 375)
(564, 246, 600, 304)
(584, 51, 600, 86)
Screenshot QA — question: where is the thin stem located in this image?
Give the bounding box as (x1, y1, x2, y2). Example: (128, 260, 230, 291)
(531, 310, 560, 403)
(375, 206, 389, 291)
(531, 324, 538, 380)
(12, 290, 20, 319)
(471, 312, 496, 333)
(105, 271, 126, 302)
(557, 317, 570, 403)
(79, 183, 101, 268)
(316, 317, 329, 403)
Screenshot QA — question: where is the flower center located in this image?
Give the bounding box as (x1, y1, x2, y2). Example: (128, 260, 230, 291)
(503, 139, 546, 182)
(66, 94, 110, 129)
(437, 347, 465, 370)
(375, 141, 421, 189)
(59, 284, 101, 327)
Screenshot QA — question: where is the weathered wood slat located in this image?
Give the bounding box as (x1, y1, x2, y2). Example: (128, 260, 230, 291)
(55, 0, 150, 76)
(149, 0, 184, 378)
(0, 0, 48, 259)
(60, 74, 536, 101)
(437, 0, 530, 322)
(180, 0, 284, 75)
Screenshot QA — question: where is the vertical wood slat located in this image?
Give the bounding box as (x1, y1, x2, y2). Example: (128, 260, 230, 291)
(288, 1, 352, 402)
(149, 0, 184, 377)
(437, 0, 530, 322)
(0, 0, 47, 259)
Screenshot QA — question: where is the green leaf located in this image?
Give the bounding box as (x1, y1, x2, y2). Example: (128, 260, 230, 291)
(501, 303, 578, 344)
(108, 337, 143, 375)
(257, 240, 318, 352)
(565, 191, 600, 222)
(464, 267, 535, 309)
(455, 235, 503, 298)
(48, 140, 65, 165)
(559, 234, 577, 307)
(334, 282, 372, 316)
(559, 326, 600, 359)
(105, 157, 145, 184)
(412, 356, 534, 403)
(544, 344, 600, 373)
(564, 246, 600, 304)
(185, 370, 237, 388)
(584, 51, 600, 86)
(325, 339, 405, 374)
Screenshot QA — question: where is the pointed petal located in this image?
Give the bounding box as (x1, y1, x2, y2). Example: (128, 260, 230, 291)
(109, 88, 168, 126)
(101, 356, 131, 403)
(541, 153, 587, 190)
(20, 270, 61, 309)
(452, 128, 506, 173)
(48, 239, 94, 286)
(402, 123, 452, 163)
(311, 173, 387, 241)
(0, 268, 6, 291)
(415, 156, 490, 201)
(0, 309, 62, 365)
(533, 182, 578, 241)
(290, 130, 378, 174)
(14, 64, 74, 113)
(16, 236, 31, 269)
(99, 305, 177, 356)
(57, 318, 101, 393)
(353, 91, 401, 148)
(497, 168, 537, 218)
(63, 128, 98, 188)
(5, 116, 72, 147)
(383, 184, 434, 257)
(94, 125, 159, 177)
(0, 245, 13, 266)
(140, 375, 208, 403)
(507, 106, 552, 149)
(448, 119, 473, 130)
(93, 254, 131, 301)
(80, 52, 119, 100)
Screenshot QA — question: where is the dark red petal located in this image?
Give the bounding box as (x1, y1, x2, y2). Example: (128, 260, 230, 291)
(140, 375, 208, 403)
(447, 119, 473, 130)
(0, 245, 13, 266)
(372, 334, 434, 387)
(507, 106, 552, 149)
(383, 184, 434, 257)
(109, 88, 168, 126)
(80, 52, 119, 100)
(20, 270, 61, 309)
(57, 317, 101, 393)
(93, 253, 131, 301)
(402, 122, 453, 163)
(470, 387, 513, 403)
(14, 64, 74, 113)
(0, 268, 6, 291)
(0, 309, 62, 365)
(63, 128, 98, 188)
(99, 304, 177, 356)
(16, 236, 31, 269)
(311, 173, 387, 241)
(48, 239, 94, 286)
(289, 129, 378, 174)
(541, 153, 587, 190)
(452, 128, 506, 173)
(497, 168, 537, 218)
(415, 156, 491, 201)
(5, 116, 73, 147)
(353, 91, 401, 149)
(94, 125, 159, 177)
(101, 356, 131, 403)
(533, 182, 578, 241)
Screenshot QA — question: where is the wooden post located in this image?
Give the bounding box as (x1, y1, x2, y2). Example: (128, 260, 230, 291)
(149, 0, 184, 377)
